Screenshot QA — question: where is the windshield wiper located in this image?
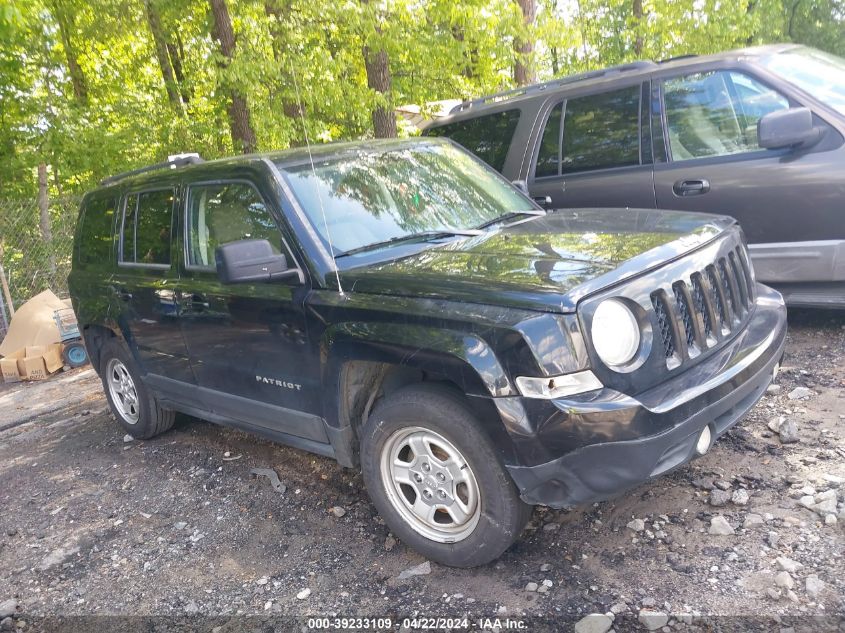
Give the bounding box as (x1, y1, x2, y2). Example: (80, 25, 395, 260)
(337, 229, 483, 257)
(473, 209, 546, 231)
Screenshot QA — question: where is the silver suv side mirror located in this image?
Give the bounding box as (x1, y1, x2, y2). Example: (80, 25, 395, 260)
(758, 107, 821, 150)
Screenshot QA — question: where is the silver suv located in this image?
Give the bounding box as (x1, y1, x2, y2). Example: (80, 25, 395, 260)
(424, 44, 845, 308)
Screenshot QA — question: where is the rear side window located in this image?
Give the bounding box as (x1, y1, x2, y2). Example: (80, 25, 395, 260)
(120, 189, 174, 266)
(77, 195, 117, 266)
(562, 86, 641, 173)
(186, 182, 280, 268)
(425, 109, 520, 172)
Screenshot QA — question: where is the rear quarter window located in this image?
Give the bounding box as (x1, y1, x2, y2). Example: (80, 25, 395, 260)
(424, 109, 520, 172)
(120, 189, 175, 266)
(77, 194, 118, 267)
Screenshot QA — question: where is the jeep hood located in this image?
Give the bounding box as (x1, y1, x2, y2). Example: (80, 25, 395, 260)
(338, 208, 735, 313)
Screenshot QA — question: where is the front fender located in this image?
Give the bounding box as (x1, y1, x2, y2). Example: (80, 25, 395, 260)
(322, 321, 516, 398)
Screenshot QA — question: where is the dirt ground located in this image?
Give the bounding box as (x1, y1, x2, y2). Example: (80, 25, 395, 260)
(0, 309, 843, 631)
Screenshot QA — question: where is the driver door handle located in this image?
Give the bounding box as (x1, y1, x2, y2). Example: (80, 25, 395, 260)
(673, 179, 711, 197)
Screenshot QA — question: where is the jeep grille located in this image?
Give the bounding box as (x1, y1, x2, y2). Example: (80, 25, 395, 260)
(651, 244, 754, 369)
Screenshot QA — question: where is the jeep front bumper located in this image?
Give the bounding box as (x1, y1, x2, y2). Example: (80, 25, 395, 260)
(498, 283, 787, 508)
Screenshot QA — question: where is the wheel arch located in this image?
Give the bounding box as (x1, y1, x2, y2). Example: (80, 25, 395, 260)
(321, 322, 520, 467)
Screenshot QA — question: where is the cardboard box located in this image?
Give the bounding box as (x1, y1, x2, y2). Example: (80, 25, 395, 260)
(0, 349, 26, 383)
(1, 343, 65, 382)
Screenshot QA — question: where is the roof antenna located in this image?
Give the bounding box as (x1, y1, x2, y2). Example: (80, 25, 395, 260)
(289, 60, 344, 296)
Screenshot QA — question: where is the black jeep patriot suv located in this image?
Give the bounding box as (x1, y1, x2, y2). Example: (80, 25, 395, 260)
(69, 138, 786, 567)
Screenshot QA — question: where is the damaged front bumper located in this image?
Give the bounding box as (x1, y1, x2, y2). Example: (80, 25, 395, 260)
(500, 283, 787, 508)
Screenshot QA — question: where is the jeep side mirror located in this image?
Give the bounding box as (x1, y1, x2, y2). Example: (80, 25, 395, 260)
(758, 107, 821, 150)
(215, 239, 300, 284)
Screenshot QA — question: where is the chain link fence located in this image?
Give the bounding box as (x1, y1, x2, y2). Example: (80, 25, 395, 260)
(0, 195, 82, 333)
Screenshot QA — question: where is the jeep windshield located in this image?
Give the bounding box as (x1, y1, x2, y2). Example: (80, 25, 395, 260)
(760, 46, 845, 115)
(278, 141, 538, 257)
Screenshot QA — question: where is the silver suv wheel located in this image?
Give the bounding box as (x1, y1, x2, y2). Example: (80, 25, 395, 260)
(106, 358, 140, 425)
(379, 426, 481, 543)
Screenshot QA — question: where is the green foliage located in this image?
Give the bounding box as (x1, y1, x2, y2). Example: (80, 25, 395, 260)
(0, 0, 843, 201)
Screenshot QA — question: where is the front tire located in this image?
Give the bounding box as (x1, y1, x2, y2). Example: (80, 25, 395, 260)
(360, 384, 531, 567)
(99, 339, 174, 440)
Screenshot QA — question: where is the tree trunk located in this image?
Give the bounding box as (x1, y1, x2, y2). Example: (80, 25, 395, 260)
(210, 0, 257, 154)
(363, 46, 397, 138)
(145, 0, 182, 110)
(51, 2, 89, 104)
(513, 0, 536, 86)
(633, 0, 644, 56)
(37, 163, 56, 274)
(264, 0, 306, 142)
(167, 33, 190, 104)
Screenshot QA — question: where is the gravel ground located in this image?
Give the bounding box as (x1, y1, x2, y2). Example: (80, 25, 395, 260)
(0, 309, 843, 632)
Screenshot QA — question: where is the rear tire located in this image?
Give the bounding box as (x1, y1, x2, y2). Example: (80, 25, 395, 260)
(99, 339, 174, 440)
(360, 383, 531, 568)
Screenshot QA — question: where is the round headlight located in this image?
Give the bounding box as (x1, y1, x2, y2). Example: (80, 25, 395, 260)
(591, 299, 641, 367)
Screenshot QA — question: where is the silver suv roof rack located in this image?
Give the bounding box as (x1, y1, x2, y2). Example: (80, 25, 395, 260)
(449, 60, 657, 114)
(100, 153, 205, 186)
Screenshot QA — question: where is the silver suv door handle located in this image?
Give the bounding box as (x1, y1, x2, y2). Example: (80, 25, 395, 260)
(673, 179, 711, 197)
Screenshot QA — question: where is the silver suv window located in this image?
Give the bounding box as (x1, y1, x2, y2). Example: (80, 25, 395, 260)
(760, 46, 845, 115)
(663, 70, 789, 161)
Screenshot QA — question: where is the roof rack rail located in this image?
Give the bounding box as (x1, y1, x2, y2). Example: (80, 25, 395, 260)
(449, 60, 657, 114)
(99, 153, 205, 186)
(658, 53, 699, 64)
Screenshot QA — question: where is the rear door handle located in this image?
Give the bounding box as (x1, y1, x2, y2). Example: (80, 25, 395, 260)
(673, 179, 711, 197)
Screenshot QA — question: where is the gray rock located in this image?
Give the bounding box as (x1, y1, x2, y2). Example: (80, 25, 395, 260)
(710, 490, 731, 507)
(708, 515, 734, 535)
(765, 588, 781, 601)
(542, 522, 560, 532)
(0, 617, 13, 632)
(743, 513, 765, 528)
(574, 614, 614, 633)
(638, 610, 669, 631)
(384, 535, 396, 551)
(609, 602, 628, 615)
(766, 384, 781, 394)
(767, 417, 784, 433)
(787, 387, 813, 400)
(774, 572, 794, 589)
(714, 480, 732, 491)
(38, 543, 80, 571)
(641, 597, 656, 608)
(775, 557, 803, 573)
(330, 506, 346, 518)
(814, 498, 837, 515)
(296, 588, 311, 600)
(539, 563, 551, 572)
(626, 518, 645, 532)
(778, 419, 800, 444)
(525, 582, 538, 592)
(398, 561, 431, 580)
(805, 574, 825, 599)
(0, 600, 17, 620)
(185, 602, 199, 615)
(174, 521, 188, 530)
(123, 434, 134, 443)
(824, 513, 837, 525)
(799, 495, 817, 510)
(732, 489, 750, 506)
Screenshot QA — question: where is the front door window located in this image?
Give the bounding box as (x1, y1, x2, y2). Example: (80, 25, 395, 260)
(662, 71, 790, 161)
